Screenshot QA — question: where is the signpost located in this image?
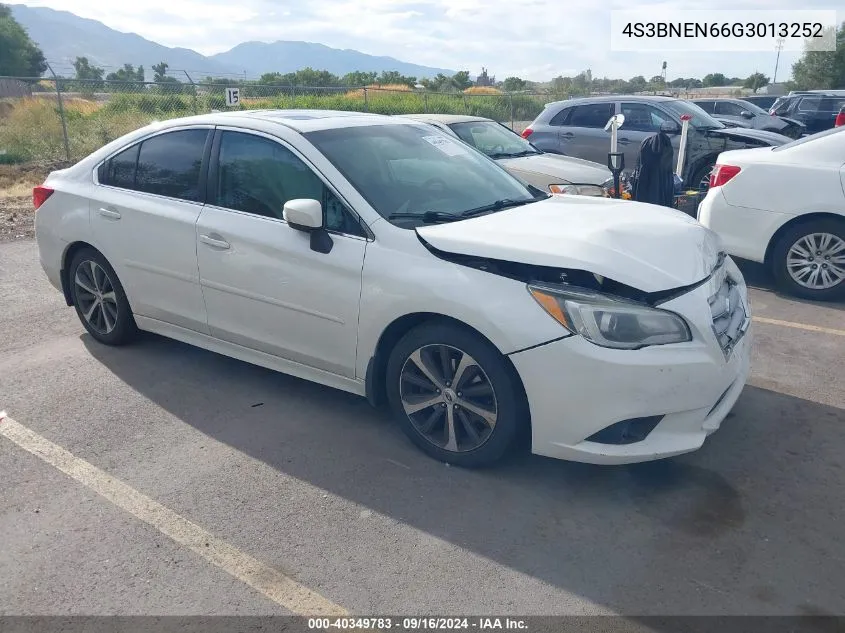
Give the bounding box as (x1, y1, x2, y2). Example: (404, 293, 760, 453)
(225, 87, 240, 107)
(675, 114, 692, 178)
(604, 113, 626, 198)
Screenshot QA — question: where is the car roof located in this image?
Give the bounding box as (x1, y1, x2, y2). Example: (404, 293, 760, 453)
(139, 109, 415, 133)
(398, 113, 491, 125)
(546, 95, 679, 107)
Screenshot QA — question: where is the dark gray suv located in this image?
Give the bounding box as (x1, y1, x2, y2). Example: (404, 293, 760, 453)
(522, 95, 792, 191)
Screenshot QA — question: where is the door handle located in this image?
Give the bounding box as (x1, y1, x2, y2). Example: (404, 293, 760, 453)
(617, 137, 631, 145)
(561, 132, 574, 138)
(97, 207, 121, 219)
(199, 234, 231, 250)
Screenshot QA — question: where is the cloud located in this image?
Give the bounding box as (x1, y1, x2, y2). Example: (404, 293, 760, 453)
(18, 0, 843, 80)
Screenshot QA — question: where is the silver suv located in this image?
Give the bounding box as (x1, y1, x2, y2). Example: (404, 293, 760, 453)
(522, 95, 792, 191)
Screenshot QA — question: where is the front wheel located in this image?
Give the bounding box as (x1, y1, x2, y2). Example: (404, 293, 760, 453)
(385, 322, 527, 468)
(770, 219, 845, 301)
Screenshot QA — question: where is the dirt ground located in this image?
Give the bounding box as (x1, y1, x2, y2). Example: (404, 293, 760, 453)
(0, 162, 63, 242)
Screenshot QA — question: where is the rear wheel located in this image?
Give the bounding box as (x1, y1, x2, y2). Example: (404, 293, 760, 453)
(385, 322, 526, 468)
(69, 248, 137, 345)
(770, 219, 845, 301)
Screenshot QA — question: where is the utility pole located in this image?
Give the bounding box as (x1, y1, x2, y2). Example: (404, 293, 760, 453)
(773, 38, 784, 84)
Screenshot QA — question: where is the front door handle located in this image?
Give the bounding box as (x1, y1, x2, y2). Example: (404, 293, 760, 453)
(97, 207, 121, 219)
(561, 132, 575, 138)
(617, 137, 631, 145)
(199, 234, 231, 250)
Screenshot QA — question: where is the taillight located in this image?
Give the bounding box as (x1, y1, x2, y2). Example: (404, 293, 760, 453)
(709, 164, 741, 188)
(835, 111, 845, 127)
(521, 127, 533, 139)
(33, 185, 54, 210)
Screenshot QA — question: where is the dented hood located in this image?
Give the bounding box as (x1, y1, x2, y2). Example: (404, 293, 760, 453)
(416, 195, 723, 293)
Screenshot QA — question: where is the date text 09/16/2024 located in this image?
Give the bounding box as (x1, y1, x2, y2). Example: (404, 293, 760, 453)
(308, 617, 529, 630)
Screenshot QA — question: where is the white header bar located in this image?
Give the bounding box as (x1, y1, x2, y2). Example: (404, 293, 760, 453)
(610, 10, 838, 52)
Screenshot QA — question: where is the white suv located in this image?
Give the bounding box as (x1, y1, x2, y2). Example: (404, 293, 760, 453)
(34, 110, 752, 467)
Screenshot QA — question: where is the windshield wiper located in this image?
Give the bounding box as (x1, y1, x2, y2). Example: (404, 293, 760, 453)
(458, 198, 532, 218)
(488, 150, 538, 159)
(387, 210, 461, 224)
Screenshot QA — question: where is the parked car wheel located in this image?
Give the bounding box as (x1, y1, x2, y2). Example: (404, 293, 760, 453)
(69, 248, 138, 345)
(770, 219, 845, 301)
(691, 161, 715, 193)
(385, 322, 526, 467)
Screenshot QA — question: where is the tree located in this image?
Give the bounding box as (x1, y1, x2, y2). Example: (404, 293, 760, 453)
(0, 4, 46, 76)
(451, 70, 472, 91)
(702, 73, 728, 87)
(376, 70, 416, 87)
(152, 61, 170, 82)
(502, 76, 526, 92)
(342, 71, 377, 86)
(743, 72, 770, 93)
(628, 75, 647, 92)
(105, 63, 145, 82)
(791, 22, 845, 89)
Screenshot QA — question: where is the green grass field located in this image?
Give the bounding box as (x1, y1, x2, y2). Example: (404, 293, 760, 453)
(0, 90, 553, 163)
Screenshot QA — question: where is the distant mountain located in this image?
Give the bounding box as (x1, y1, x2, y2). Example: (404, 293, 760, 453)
(9, 5, 237, 80)
(9, 5, 455, 81)
(210, 41, 454, 79)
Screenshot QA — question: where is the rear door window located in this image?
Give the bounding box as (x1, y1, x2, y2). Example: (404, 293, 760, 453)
(568, 103, 615, 128)
(134, 129, 209, 202)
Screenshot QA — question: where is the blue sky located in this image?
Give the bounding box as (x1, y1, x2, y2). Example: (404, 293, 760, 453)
(18, 0, 844, 81)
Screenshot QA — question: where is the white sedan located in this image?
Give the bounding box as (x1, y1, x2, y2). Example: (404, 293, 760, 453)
(698, 126, 845, 301)
(34, 110, 751, 467)
(399, 114, 612, 196)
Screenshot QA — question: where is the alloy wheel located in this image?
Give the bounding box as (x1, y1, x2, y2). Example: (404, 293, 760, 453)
(399, 344, 498, 453)
(786, 232, 845, 290)
(74, 260, 119, 335)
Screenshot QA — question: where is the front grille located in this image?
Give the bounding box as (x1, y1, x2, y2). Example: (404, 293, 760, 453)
(708, 269, 750, 358)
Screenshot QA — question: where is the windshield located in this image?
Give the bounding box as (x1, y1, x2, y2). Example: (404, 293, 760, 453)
(304, 123, 542, 227)
(663, 100, 725, 130)
(448, 120, 540, 158)
(736, 100, 769, 116)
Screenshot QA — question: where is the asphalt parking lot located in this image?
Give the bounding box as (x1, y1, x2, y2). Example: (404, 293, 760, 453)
(1, 238, 843, 617)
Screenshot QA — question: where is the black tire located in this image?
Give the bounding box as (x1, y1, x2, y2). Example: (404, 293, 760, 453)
(690, 161, 715, 194)
(68, 247, 138, 345)
(385, 321, 527, 468)
(770, 218, 845, 301)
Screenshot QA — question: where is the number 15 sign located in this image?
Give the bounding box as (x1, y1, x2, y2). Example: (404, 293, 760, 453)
(225, 87, 240, 107)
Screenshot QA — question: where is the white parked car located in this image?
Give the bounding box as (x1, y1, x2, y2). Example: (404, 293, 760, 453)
(398, 114, 612, 196)
(34, 110, 752, 467)
(698, 126, 845, 301)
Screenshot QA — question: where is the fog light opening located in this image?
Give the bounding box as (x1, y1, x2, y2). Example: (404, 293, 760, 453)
(586, 416, 664, 445)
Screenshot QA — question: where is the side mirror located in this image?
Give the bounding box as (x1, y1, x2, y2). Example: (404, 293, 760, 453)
(283, 199, 333, 254)
(740, 110, 754, 119)
(660, 120, 681, 134)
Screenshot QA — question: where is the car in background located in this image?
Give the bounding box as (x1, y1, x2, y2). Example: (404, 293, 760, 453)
(698, 126, 845, 301)
(399, 114, 611, 196)
(741, 95, 779, 110)
(34, 109, 752, 467)
(769, 93, 845, 135)
(691, 98, 804, 139)
(522, 95, 792, 192)
(836, 104, 845, 127)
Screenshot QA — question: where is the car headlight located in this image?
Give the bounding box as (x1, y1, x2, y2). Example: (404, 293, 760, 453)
(549, 183, 609, 197)
(527, 284, 691, 349)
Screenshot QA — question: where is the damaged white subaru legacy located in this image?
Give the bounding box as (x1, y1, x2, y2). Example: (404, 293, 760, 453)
(34, 110, 752, 467)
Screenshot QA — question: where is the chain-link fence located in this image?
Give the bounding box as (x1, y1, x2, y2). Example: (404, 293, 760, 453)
(0, 77, 565, 164)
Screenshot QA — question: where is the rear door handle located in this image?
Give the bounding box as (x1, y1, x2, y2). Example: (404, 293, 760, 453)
(561, 132, 575, 138)
(97, 207, 121, 219)
(617, 137, 631, 145)
(199, 234, 231, 250)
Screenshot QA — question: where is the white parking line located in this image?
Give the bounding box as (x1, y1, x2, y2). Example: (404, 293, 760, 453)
(752, 316, 845, 337)
(0, 411, 347, 616)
